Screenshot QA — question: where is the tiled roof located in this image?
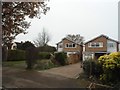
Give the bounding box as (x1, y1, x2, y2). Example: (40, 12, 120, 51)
(85, 34, 120, 44)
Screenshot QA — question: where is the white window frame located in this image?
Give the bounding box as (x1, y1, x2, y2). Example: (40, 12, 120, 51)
(65, 43, 76, 48)
(88, 42, 103, 48)
(58, 43, 63, 48)
(108, 43, 114, 48)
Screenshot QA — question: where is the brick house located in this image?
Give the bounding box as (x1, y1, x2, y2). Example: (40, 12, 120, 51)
(83, 34, 120, 61)
(57, 38, 83, 64)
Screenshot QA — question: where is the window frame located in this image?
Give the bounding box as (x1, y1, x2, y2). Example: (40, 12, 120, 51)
(88, 42, 103, 48)
(108, 43, 114, 48)
(65, 43, 76, 48)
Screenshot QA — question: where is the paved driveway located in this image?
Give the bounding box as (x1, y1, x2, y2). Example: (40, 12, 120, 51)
(39, 62, 83, 79)
(3, 67, 83, 88)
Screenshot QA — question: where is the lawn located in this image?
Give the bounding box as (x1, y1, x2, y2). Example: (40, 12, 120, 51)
(2, 59, 58, 70)
(2, 61, 26, 69)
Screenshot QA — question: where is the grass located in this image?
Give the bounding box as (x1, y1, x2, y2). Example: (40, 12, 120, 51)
(2, 59, 59, 70)
(3, 60, 26, 69)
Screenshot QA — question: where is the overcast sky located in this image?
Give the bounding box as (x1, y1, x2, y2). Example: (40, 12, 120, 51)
(15, 0, 120, 47)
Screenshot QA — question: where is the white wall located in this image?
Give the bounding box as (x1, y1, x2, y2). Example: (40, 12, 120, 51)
(107, 40, 117, 52)
(57, 43, 63, 52)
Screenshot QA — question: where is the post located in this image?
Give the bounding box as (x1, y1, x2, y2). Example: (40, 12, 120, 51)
(0, 1, 2, 89)
(118, 1, 120, 51)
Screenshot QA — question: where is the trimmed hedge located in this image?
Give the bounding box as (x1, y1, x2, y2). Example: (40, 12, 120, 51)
(7, 49, 26, 61)
(38, 52, 51, 60)
(55, 52, 67, 66)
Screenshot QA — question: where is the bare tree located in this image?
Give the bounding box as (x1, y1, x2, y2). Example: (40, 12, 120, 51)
(66, 34, 84, 45)
(34, 28, 50, 47)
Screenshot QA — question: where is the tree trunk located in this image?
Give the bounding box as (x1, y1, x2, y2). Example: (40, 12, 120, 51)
(2, 45, 8, 61)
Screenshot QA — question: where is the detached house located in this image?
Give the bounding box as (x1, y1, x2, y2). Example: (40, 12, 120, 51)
(83, 34, 120, 61)
(57, 38, 83, 64)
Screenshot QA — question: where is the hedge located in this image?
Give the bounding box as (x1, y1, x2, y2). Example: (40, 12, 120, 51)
(7, 49, 26, 61)
(38, 52, 51, 60)
(83, 59, 103, 78)
(55, 52, 67, 66)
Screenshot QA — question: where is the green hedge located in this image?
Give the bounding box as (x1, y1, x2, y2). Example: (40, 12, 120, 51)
(7, 49, 26, 61)
(83, 59, 103, 78)
(38, 52, 51, 60)
(55, 52, 67, 66)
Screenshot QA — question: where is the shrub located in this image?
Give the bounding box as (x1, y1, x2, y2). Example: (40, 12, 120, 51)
(98, 52, 120, 85)
(38, 52, 51, 60)
(83, 59, 103, 78)
(35, 60, 56, 70)
(7, 49, 26, 61)
(54, 52, 67, 66)
(37, 45, 56, 52)
(25, 47, 38, 70)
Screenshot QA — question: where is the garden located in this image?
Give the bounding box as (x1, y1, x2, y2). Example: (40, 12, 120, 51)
(82, 52, 120, 88)
(2, 48, 68, 71)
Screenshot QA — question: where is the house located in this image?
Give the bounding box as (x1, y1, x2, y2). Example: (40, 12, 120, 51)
(11, 41, 23, 50)
(11, 42, 17, 50)
(83, 34, 120, 61)
(56, 38, 83, 64)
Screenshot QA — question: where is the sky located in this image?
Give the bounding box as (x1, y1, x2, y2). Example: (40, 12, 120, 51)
(15, 0, 120, 47)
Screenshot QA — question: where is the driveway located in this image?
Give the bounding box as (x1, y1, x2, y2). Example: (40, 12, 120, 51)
(40, 62, 83, 79)
(2, 67, 83, 88)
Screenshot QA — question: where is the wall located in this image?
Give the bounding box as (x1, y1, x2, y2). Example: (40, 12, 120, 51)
(85, 36, 107, 52)
(63, 39, 82, 52)
(107, 40, 117, 52)
(67, 54, 80, 64)
(57, 42, 63, 52)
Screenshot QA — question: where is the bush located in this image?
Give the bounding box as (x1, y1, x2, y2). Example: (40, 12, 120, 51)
(38, 45, 56, 52)
(7, 49, 26, 61)
(25, 47, 38, 69)
(35, 60, 56, 70)
(98, 52, 120, 85)
(83, 59, 103, 78)
(38, 52, 51, 60)
(54, 52, 67, 66)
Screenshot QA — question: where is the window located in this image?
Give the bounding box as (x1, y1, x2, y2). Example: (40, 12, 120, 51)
(73, 44, 75, 47)
(65, 43, 76, 48)
(58, 43, 63, 48)
(108, 43, 114, 48)
(59, 45, 62, 48)
(88, 42, 103, 48)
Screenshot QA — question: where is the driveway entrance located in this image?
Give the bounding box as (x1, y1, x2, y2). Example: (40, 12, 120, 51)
(39, 62, 83, 79)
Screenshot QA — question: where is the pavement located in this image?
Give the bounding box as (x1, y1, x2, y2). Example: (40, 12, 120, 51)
(2, 62, 83, 88)
(40, 62, 83, 79)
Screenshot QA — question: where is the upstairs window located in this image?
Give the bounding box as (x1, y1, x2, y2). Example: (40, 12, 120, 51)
(108, 43, 114, 48)
(59, 45, 62, 48)
(65, 43, 76, 48)
(58, 43, 63, 48)
(88, 42, 103, 48)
